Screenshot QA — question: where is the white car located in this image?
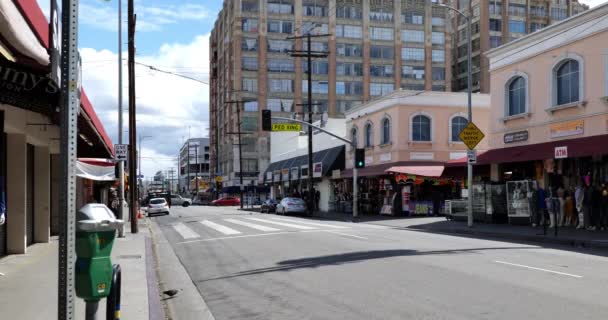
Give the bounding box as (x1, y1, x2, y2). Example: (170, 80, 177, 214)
(148, 198, 170, 216)
(170, 195, 192, 207)
(276, 197, 307, 215)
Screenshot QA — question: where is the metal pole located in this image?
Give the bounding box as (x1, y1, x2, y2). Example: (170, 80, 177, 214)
(186, 140, 190, 194)
(353, 159, 358, 221)
(138, 135, 142, 208)
(237, 102, 244, 208)
(59, 1, 80, 317)
(195, 145, 200, 197)
(85, 301, 99, 320)
(117, 0, 125, 238)
(307, 33, 314, 217)
(466, 15, 474, 228)
(127, 0, 138, 233)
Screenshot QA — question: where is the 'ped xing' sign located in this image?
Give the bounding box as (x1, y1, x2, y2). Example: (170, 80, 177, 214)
(114, 144, 128, 161)
(272, 123, 301, 131)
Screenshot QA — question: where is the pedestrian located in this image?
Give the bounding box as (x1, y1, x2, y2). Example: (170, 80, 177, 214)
(110, 190, 120, 217)
(575, 183, 585, 229)
(601, 183, 608, 231)
(583, 182, 593, 230)
(315, 189, 321, 211)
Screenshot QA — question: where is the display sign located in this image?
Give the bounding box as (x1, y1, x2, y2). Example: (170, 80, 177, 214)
(281, 168, 289, 181)
(504, 130, 529, 144)
(458, 122, 485, 150)
(550, 119, 584, 138)
(313, 162, 323, 178)
(290, 167, 299, 180)
(410, 152, 434, 160)
(114, 144, 128, 161)
(301, 165, 309, 178)
(0, 59, 59, 115)
(266, 172, 272, 181)
(554, 146, 568, 159)
(332, 169, 341, 179)
(273, 170, 281, 182)
(272, 123, 301, 131)
(467, 150, 477, 164)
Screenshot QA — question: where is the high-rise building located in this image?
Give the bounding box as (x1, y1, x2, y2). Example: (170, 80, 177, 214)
(178, 138, 211, 194)
(210, 0, 453, 188)
(450, 0, 588, 93)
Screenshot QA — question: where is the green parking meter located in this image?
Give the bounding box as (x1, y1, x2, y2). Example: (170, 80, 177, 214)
(75, 204, 124, 319)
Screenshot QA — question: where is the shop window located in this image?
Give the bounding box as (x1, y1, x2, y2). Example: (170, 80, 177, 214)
(381, 117, 391, 144)
(450, 116, 468, 142)
(506, 75, 527, 116)
(411, 114, 431, 142)
(555, 59, 580, 105)
(365, 122, 373, 147)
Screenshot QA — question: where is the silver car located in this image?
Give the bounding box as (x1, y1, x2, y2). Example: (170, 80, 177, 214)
(276, 197, 307, 215)
(170, 195, 192, 207)
(148, 198, 170, 216)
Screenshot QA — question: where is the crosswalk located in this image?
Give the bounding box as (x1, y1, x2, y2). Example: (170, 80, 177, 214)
(170, 216, 354, 241)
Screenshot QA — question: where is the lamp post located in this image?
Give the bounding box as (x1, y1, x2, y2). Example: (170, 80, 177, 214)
(438, 3, 474, 227)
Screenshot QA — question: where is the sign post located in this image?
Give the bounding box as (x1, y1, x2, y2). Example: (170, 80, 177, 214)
(458, 121, 485, 228)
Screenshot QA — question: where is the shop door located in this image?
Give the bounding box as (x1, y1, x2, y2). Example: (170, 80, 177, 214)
(26, 144, 34, 246)
(0, 111, 6, 256)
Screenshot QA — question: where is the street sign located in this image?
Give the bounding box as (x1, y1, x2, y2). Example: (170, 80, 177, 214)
(458, 122, 485, 150)
(272, 123, 301, 131)
(137, 175, 144, 179)
(467, 150, 477, 164)
(114, 144, 128, 161)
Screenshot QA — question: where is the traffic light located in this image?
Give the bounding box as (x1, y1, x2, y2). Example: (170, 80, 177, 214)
(355, 148, 365, 168)
(262, 109, 272, 131)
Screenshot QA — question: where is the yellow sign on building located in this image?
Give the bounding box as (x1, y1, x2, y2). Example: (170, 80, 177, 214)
(272, 123, 301, 131)
(458, 122, 485, 150)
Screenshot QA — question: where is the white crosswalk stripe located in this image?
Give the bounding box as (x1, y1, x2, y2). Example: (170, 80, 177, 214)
(271, 217, 350, 229)
(224, 219, 280, 232)
(245, 217, 316, 230)
(172, 223, 199, 240)
(200, 220, 242, 235)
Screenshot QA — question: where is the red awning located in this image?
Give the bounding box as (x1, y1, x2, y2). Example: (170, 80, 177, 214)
(385, 166, 444, 177)
(80, 90, 114, 156)
(342, 161, 442, 178)
(477, 134, 608, 165)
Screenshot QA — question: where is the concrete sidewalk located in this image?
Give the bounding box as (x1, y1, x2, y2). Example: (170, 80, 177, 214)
(0, 220, 161, 320)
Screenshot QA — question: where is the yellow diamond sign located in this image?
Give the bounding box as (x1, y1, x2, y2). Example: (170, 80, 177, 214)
(458, 122, 485, 150)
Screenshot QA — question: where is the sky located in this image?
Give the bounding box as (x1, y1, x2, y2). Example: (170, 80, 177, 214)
(35, 0, 605, 180)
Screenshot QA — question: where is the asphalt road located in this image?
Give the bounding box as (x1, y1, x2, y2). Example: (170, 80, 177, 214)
(153, 206, 608, 320)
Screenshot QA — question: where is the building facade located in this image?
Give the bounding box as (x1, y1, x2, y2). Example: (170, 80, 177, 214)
(179, 138, 211, 194)
(210, 0, 453, 189)
(451, 0, 588, 93)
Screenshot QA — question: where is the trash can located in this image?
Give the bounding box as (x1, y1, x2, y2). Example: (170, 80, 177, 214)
(75, 203, 124, 301)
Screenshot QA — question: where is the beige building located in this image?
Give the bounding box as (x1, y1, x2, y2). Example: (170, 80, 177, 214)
(451, 0, 588, 93)
(481, 2, 608, 185)
(210, 0, 453, 189)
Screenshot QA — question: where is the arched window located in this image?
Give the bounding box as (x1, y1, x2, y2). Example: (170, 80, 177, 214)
(451, 116, 468, 142)
(556, 59, 580, 105)
(381, 117, 391, 144)
(365, 123, 373, 147)
(412, 115, 431, 142)
(508, 76, 526, 116)
(351, 127, 358, 149)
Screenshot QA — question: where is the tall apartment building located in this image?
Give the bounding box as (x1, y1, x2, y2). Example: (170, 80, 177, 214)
(178, 138, 211, 194)
(451, 0, 588, 93)
(210, 0, 452, 188)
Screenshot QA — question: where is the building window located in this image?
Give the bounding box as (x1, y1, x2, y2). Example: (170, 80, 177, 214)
(267, 59, 294, 72)
(490, 19, 501, 32)
(370, 64, 394, 78)
(432, 50, 445, 62)
(244, 101, 258, 112)
(302, 80, 329, 94)
(301, 22, 329, 35)
(508, 3, 526, 16)
(303, 0, 327, 17)
(370, 6, 393, 22)
(267, 0, 293, 14)
(432, 67, 445, 81)
(370, 45, 394, 59)
(267, 40, 293, 53)
(242, 159, 259, 173)
(242, 116, 259, 131)
(302, 61, 329, 75)
(365, 123, 373, 147)
(431, 32, 445, 45)
(531, 5, 547, 17)
(336, 25, 363, 38)
(490, 36, 502, 48)
(509, 20, 525, 34)
(369, 27, 394, 41)
(336, 81, 363, 95)
(402, 65, 425, 79)
(242, 57, 258, 71)
(303, 41, 328, 52)
(242, 0, 259, 12)
(450, 116, 468, 142)
(381, 117, 391, 144)
(267, 99, 293, 112)
(336, 62, 363, 76)
(411, 115, 431, 142)
(432, 17, 445, 26)
(402, 11, 424, 25)
(351, 127, 358, 149)
(269, 79, 293, 92)
(242, 18, 259, 32)
(507, 76, 526, 116)
(401, 30, 424, 43)
(267, 20, 293, 34)
(530, 23, 546, 33)
(555, 59, 580, 105)
(242, 78, 258, 92)
(370, 83, 394, 96)
(401, 47, 424, 61)
(432, 85, 445, 91)
(551, 7, 568, 20)
(337, 5, 363, 19)
(336, 43, 363, 57)
(242, 38, 258, 51)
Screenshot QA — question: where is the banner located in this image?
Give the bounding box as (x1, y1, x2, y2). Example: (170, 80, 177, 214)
(313, 162, 323, 178)
(550, 119, 584, 138)
(0, 59, 59, 115)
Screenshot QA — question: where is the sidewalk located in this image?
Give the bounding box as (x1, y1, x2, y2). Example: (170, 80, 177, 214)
(313, 210, 608, 251)
(0, 220, 161, 320)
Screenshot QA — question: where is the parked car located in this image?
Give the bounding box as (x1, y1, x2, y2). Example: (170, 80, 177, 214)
(276, 197, 307, 215)
(170, 195, 192, 207)
(260, 199, 279, 213)
(211, 196, 241, 206)
(147, 198, 170, 216)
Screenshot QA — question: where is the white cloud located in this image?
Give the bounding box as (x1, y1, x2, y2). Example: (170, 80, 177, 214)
(81, 34, 210, 179)
(581, 0, 607, 8)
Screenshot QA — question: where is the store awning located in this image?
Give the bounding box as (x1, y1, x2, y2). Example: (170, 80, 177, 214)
(385, 166, 444, 177)
(75, 159, 116, 181)
(263, 145, 345, 181)
(476, 134, 608, 165)
(342, 161, 441, 178)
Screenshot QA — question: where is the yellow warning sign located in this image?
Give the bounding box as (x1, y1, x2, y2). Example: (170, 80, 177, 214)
(272, 123, 301, 131)
(458, 122, 485, 150)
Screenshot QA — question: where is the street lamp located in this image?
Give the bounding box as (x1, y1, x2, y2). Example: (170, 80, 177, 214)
(436, 2, 474, 227)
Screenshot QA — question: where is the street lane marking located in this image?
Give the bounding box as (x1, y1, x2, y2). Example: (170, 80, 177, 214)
(177, 229, 336, 244)
(327, 231, 367, 239)
(200, 220, 242, 235)
(173, 223, 200, 240)
(271, 217, 350, 229)
(494, 260, 583, 278)
(224, 219, 280, 232)
(246, 217, 316, 230)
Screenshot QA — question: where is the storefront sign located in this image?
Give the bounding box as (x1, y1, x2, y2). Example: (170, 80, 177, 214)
(313, 162, 323, 178)
(332, 169, 341, 179)
(410, 152, 434, 160)
(266, 172, 272, 181)
(273, 170, 281, 182)
(0, 59, 59, 115)
(281, 168, 289, 181)
(290, 167, 299, 180)
(406, 201, 441, 216)
(379, 153, 391, 162)
(550, 119, 584, 138)
(301, 165, 309, 178)
(504, 131, 529, 144)
(554, 146, 568, 159)
(450, 152, 467, 160)
(365, 156, 373, 165)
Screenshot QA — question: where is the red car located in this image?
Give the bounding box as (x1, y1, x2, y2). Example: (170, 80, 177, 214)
(211, 196, 241, 206)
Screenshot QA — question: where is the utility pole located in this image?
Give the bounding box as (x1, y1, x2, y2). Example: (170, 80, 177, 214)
(225, 100, 251, 209)
(186, 139, 190, 194)
(58, 0, 80, 318)
(288, 30, 330, 217)
(127, 0, 138, 233)
(117, 0, 125, 238)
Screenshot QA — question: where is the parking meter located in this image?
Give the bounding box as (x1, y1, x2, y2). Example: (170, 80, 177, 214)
(75, 204, 124, 302)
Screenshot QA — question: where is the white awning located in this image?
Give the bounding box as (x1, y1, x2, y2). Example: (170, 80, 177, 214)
(0, 1, 49, 65)
(75, 161, 116, 181)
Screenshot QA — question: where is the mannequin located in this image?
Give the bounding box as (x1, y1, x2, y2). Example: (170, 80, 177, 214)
(575, 182, 585, 229)
(564, 189, 574, 227)
(557, 185, 565, 227)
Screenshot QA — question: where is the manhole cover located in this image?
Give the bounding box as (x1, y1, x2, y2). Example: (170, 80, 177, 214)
(118, 254, 142, 260)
